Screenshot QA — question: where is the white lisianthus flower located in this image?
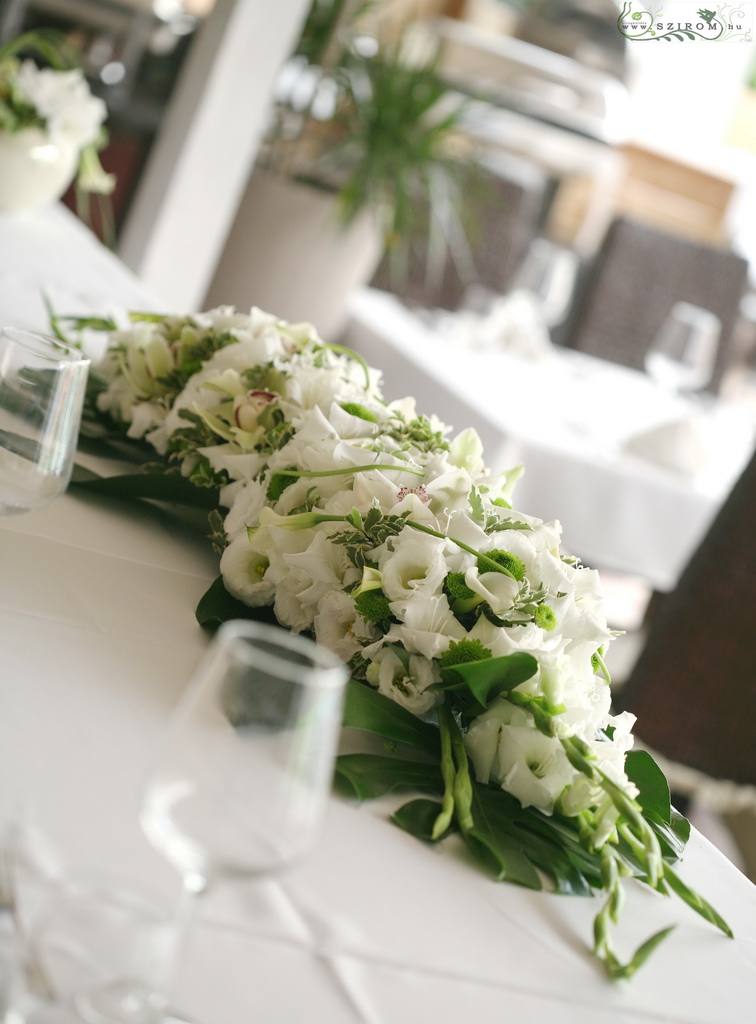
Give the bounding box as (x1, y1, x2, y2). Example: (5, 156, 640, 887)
(380, 529, 449, 602)
(270, 531, 346, 633)
(314, 590, 376, 661)
(219, 531, 275, 606)
(328, 401, 383, 439)
(365, 646, 440, 715)
(464, 568, 520, 618)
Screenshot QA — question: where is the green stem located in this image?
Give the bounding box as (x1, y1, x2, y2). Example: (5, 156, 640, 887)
(432, 705, 475, 838)
(431, 706, 456, 840)
(593, 651, 612, 685)
(286, 463, 424, 479)
(323, 342, 372, 390)
(404, 520, 516, 579)
(448, 713, 474, 834)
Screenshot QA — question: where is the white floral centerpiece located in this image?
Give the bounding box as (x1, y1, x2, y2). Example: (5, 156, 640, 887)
(61, 304, 732, 980)
(0, 30, 114, 212)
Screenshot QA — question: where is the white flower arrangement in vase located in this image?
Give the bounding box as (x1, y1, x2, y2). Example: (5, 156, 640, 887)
(0, 29, 115, 213)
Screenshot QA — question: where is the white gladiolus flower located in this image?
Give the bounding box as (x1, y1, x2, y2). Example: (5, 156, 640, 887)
(465, 700, 575, 813)
(223, 480, 268, 539)
(449, 427, 486, 476)
(381, 593, 467, 660)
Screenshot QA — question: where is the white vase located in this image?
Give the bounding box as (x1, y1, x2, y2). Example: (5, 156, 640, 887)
(0, 128, 79, 213)
(204, 171, 383, 342)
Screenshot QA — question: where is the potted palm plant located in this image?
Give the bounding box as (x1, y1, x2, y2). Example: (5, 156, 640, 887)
(203, 0, 476, 340)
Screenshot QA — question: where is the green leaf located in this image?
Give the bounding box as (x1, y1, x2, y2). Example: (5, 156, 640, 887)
(648, 815, 688, 862)
(436, 652, 538, 711)
(669, 807, 691, 846)
(465, 784, 599, 894)
(392, 798, 450, 841)
(604, 926, 677, 981)
(69, 470, 219, 508)
(625, 750, 672, 823)
(334, 755, 443, 802)
(76, 433, 154, 465)
(195, 575, 277, 632)
(486, 519, 533, 533)
(662, 863, 733, 937)
(342, 679, 440, 758)
(464, 792, 543, 890)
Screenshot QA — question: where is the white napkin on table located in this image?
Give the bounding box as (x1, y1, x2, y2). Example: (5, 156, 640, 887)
(622, 416, 710, 475)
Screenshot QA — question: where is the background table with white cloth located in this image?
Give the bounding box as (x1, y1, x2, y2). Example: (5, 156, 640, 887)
(344, 288, 756, 592)
(1, 204, 756, 1024)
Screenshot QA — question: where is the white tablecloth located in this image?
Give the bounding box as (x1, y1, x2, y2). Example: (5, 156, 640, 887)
(1, 205, 756, 1023)
(344, 288, 755, 591)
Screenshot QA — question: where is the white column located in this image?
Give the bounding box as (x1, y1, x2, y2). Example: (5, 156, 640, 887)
(117, 0, 311, 311)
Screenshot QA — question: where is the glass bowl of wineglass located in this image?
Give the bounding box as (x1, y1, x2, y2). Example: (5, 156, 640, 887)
(0, 326, 90, 516)
(135, 619, 348, 1018)
(644, 302, 721, 396)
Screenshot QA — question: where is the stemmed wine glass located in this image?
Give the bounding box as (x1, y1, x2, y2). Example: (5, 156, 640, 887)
(0, 326, 90, 515)
(134, 619, 348, 1019)
(644, 302, 721, 396)
(509, 237, 579, 329)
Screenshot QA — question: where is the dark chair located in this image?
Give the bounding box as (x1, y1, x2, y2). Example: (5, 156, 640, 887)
(616, 445, 756, 787)
(564, 216, 750, 392)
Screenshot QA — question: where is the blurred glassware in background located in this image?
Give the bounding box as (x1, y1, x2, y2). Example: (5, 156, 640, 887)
(4, 873, 174, 1024)
(644, 303, 721, 396)
(508, 236, 579, 328)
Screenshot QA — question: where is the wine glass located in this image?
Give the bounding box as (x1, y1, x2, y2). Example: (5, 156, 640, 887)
(508, 237, 579, 329)
(644, 303, 721, 396)
(136, 619, 348, 1016)
(0, 326, 90, 515)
